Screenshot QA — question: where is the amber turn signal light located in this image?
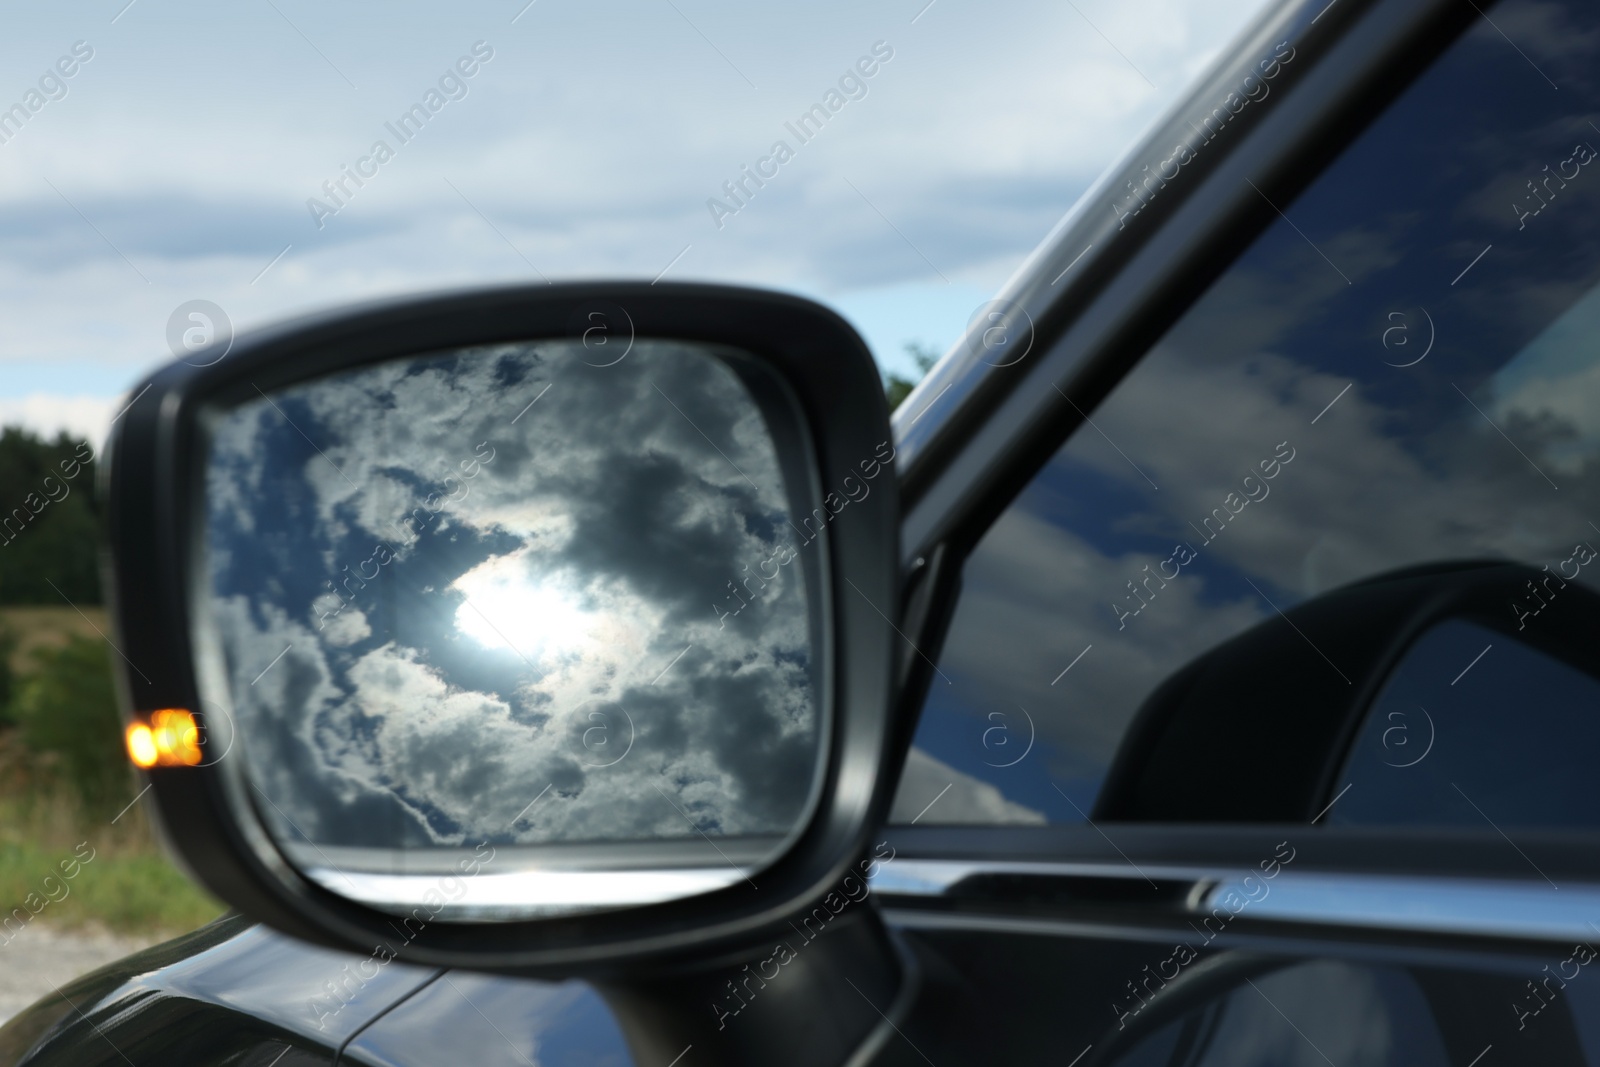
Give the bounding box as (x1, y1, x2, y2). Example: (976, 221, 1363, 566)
(126, 708, 203, 768)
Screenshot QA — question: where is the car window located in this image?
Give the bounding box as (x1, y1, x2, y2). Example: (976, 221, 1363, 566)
(1105, 957, 1600, 1067)
(1107, 961, 1453, 1067)
(890, 0, 1600, 826)
(1332, 617, 1600, 829)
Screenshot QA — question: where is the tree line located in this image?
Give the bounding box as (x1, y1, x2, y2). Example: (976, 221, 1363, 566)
(0, 426, 101, 604)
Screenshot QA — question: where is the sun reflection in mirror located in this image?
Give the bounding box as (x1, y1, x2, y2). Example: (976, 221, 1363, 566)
(450, 553, 593, 659)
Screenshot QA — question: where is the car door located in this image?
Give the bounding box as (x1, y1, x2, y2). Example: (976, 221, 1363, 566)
(867, 0, 1600, 1060)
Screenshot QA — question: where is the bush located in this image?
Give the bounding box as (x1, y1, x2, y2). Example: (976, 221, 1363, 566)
(10, 635, 131, 817)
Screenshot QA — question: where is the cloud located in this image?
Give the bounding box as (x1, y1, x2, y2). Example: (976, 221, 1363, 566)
(0, 393, 114, 446)
(0, 0, 1275, 407)
(1488, 279, 1600, 471)
(892, 162, 1600, 815)
(925, 500, 1267, 781)
(207, 340, 822, 850)
(889, 746, 1046, 825)
(902, 340, 1600, 808)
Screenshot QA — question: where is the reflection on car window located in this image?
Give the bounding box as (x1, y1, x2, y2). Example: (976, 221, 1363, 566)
(1108, 961, 1452, 1067)
(1333, 618, 1600, 828)
(1105, 957, 1600, 1067)
(891, 0, 1600, 825)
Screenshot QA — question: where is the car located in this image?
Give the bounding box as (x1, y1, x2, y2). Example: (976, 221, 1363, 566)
(5, 0, 1600, 1062)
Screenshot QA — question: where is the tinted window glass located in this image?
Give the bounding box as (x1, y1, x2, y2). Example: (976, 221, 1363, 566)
(891, 0, 1600, 825)
(1107, 957, 1600, 1067)
(1333, 618, 1600, 828)
(1110, 961, 1452, 1067)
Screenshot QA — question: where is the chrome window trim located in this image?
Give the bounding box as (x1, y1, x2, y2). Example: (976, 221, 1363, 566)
(1201, 871, 1597, 944)
(872, 859, 1600, 945)
(871, 858, 1211, 894)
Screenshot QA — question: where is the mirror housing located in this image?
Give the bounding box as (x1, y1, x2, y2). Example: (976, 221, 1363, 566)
(104, 282, 900, 974)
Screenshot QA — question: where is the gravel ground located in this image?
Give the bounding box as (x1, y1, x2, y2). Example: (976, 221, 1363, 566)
(0, 926, 160, 1026)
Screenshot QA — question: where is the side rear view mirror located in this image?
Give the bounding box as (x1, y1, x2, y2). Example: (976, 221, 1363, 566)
(104, 282, 900, 973)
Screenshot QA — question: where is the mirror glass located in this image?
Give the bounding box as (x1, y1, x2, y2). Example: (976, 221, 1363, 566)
(198, 339, 824, 919)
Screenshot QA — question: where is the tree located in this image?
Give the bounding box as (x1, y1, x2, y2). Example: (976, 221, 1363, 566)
(0, 427, 101, 604)
(884, 342, 941, 411)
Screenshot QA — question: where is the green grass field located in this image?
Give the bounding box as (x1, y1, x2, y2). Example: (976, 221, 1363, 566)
(0, 607, 225, 938)
(0, 835, 224, 937)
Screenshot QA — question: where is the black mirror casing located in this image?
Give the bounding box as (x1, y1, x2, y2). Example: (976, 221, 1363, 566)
(103, 282, 900, 975)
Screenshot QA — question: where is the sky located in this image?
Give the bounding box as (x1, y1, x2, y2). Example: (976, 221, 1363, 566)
(0, 0, 1274, 445)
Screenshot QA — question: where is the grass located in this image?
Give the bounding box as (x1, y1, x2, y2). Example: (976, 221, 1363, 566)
(0, 766, 225, 938)
(0, 837, 225, 937)
(0, 608, 227, 939)
(0, 605, 108, 676)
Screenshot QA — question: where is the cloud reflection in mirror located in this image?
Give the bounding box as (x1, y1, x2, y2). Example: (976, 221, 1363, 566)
(202, 339, 821, 864)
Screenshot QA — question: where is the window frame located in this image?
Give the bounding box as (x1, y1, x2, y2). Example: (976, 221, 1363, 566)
(879, 0, 1600, 950)
(885, 0, 1485, 831)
